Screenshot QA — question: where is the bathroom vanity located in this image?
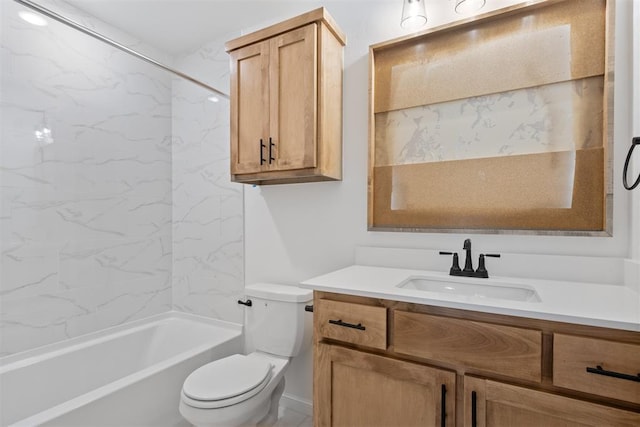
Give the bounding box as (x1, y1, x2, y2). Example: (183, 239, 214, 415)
(302, 266, 640, 426)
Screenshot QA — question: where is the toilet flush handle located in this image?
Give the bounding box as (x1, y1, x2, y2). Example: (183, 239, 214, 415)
(237, 299, 252, 307)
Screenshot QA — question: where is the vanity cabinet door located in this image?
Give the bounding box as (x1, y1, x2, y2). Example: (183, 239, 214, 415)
(464, 377, 640, 427)
(315, 343, 455, 427)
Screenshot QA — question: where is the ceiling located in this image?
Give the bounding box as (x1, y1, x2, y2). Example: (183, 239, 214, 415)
(55, 0, 521, 57)
(62, 0, 389, 56)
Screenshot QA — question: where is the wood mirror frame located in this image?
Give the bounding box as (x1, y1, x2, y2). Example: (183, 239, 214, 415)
(368, 0, 614, 235)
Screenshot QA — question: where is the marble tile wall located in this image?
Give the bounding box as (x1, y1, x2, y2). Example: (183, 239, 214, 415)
(171, 34, 245, 324)
(0, 0, 173, 356)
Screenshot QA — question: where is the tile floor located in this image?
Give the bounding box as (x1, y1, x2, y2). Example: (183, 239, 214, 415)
(272, 406, 312, 427)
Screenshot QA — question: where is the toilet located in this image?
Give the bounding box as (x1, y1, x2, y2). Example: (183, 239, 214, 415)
(179, 283, 312, 427)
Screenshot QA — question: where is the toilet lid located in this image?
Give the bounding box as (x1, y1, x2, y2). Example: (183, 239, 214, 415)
(182, 354, 273, 402)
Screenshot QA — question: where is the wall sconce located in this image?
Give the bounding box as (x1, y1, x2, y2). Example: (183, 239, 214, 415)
(401, 0, 427, 29)
(455, 0, 487, 14)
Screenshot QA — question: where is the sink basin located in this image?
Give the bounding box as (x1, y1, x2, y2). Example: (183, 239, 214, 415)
(397, 276, 541, 302)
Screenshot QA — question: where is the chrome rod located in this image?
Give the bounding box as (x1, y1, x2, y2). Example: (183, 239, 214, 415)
(12, 0, 229, 100)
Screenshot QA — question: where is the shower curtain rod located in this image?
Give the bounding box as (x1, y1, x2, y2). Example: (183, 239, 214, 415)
(13, 0, 230, 100)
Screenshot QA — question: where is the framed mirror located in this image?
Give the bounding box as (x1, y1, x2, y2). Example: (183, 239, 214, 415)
(368, 0, 613, 235)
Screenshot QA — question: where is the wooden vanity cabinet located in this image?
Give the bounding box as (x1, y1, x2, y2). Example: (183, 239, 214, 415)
(313, 291, 640, 427)
(316, 344, 456, 427)
(464, 377, 640, 427)
(225, 8, 345, 185)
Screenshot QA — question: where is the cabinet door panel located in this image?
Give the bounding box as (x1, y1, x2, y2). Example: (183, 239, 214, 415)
(230, 41, 270, 174)
(315, 344, 455, 427)
(464, 377, 640, 427)
(270, 23, 317, 171)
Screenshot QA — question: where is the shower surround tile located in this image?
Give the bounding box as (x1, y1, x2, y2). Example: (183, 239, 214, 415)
(0, 0, 172, 356)
(171, 33, 245, 324)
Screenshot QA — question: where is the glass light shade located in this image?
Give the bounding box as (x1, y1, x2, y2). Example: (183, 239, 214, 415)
(455, 0, 487, 14)
(401, 0, 427, 29)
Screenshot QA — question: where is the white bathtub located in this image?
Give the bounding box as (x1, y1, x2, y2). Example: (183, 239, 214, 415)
(0, 312, 243, 426)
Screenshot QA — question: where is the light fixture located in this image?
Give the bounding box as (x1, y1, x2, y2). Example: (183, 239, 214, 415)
(18, 10, 48, 26)
(455, 0, 487, 14)
(401, 0, 427, 29)
(207, 96, 220, 103)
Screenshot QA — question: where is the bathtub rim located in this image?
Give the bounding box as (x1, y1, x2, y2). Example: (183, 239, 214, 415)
(0, 310, 243, 372)
(1, 311, 243, 426)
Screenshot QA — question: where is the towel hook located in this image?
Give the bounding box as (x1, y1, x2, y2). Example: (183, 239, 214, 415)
(623, 137, 640, 190)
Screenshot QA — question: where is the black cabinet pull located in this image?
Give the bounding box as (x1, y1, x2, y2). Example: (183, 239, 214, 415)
(471, 391, 477, 427)
(586, 365, 640, 382)
(328, 319, 365, 330)
(260, 139, 266, 165)
(440, 384, 446, 427)
(237, 299, 252, 307)
(304, 305, 314, 312)
(268, 137, 275, 163)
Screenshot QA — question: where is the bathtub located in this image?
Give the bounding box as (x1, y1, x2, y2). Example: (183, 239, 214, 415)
(0, 312, 243, 426)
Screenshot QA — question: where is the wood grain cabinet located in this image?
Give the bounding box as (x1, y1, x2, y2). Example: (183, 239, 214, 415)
(464, 377, 640, 427)
(225, 8, 345, 185)
(313, 292, 640, 426)
(316, 344, 456, 427)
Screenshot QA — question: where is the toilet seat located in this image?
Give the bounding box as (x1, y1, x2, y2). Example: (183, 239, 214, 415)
(181, 354, 273, 409)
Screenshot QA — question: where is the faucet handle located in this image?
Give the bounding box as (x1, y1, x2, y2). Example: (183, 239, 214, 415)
(476, 253, 500, 278)
(440, 251, 461, 275)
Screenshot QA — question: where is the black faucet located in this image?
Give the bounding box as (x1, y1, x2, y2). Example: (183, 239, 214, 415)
(439, 238, 500, 278)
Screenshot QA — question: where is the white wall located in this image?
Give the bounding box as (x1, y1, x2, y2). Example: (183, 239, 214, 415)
(244, 0, 639, 404)
(631, 0, 640, 262)
(0, 0, 173, 356)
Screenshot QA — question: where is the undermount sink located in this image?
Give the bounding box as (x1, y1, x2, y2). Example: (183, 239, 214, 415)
(397, 276, 541, 302)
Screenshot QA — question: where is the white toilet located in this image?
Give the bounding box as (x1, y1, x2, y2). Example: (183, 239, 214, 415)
(179, 283, 313, 427)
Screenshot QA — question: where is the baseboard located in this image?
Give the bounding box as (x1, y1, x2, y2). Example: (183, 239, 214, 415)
(280, 393, 313, 417)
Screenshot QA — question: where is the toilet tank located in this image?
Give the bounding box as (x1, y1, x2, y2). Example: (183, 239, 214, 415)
(244, 283, 313, 357)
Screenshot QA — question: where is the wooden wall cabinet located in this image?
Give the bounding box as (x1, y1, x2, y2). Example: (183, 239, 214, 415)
(225, 8, 345, 185)
(313, 292, 640, 426)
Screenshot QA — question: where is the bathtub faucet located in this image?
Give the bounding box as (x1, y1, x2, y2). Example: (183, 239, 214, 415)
(439, 238, 501, 278)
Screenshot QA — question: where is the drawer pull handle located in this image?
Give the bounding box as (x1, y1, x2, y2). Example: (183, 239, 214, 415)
(328, 319, 366, 331)
(586, 365, 640, 382)
(471, 391, 477, 427)
(440, 384, 446, 427)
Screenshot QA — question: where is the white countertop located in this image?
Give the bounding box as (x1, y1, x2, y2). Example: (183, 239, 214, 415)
(300, 265, 640, 332)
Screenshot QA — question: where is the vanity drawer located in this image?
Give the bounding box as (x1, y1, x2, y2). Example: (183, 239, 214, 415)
(393, 311, 542, 382)
(553, 333, 640, 404)
(316, 299, 387, 350)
